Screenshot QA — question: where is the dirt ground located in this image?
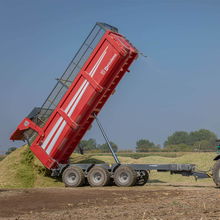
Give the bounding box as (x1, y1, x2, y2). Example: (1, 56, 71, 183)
(0, 183, 220, 220)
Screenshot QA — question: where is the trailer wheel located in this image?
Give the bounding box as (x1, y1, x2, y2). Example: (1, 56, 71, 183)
(114, 166, 137, 187)
(87, 166, 110, 187)
(136, 170, 149, 186)
(212, 160, 220, 187)
(62, 166, 85, 187)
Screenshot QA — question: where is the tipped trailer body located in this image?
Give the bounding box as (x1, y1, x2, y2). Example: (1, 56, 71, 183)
(10, 23, 217, 187)
(11, 23, 137, 169)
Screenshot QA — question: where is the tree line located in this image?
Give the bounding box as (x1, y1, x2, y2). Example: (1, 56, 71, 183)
(163, 129, 217, 152)
(4, 128, 217, 155)
(77, 129, 217, 153)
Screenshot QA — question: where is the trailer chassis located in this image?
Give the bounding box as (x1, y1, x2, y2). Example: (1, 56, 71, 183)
(51, 115, 211, 187)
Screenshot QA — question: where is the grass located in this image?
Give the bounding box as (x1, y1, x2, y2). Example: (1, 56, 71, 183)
(0, 155, 5, 161)
(0, 147, 217, 188)
(0, 146, 62, 188)
(91, 152, 216, 184)
(93, 152, 186, 159)
(15, 148, 36, 188)
(0, 146, 31, 188)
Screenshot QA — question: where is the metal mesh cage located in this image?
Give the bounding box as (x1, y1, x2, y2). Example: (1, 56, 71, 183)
(25, 23, 118, 143)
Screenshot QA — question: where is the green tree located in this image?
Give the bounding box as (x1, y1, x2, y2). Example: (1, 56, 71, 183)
(76, 139, 97, 154)
(189, 129, 217, 146)
(136, 139, 159, 152)
(5, 147, 17, 155)
(164, 131, 189, 147)
(164, 129, 217, 152)
(98, 141, 118, 153)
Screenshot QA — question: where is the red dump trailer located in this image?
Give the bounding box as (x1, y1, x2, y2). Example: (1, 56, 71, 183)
(11, 23, 216, 187)
(11, 23, 137, 169)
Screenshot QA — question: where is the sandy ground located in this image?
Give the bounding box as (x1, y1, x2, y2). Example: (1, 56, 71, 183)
(0, 183, 220, 220)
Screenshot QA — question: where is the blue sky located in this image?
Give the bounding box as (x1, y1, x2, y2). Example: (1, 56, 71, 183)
(0, 0, 220, 152)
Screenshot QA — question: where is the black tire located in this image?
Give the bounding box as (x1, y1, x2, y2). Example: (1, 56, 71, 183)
(212, 160, 220, 187)
(114, 165, 137, 187)
(87, 166, 110, 187)
(62, 166, 85, 187)
(136, 170, 149, 186)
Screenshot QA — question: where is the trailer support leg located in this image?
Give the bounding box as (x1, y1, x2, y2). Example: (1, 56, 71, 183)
(93, 114, 120, 164)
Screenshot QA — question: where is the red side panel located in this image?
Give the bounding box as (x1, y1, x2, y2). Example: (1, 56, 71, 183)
(11, 30, 138, 169)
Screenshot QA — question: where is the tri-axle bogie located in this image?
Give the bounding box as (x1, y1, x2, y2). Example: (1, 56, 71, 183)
(61, 164, 148, 187)
(58, 162, 210, 187)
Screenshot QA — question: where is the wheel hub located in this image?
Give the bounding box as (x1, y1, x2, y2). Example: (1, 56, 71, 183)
(119, 172, 129, 183)
(93, 172, 102, 183)
(67, 173, 78, 184)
